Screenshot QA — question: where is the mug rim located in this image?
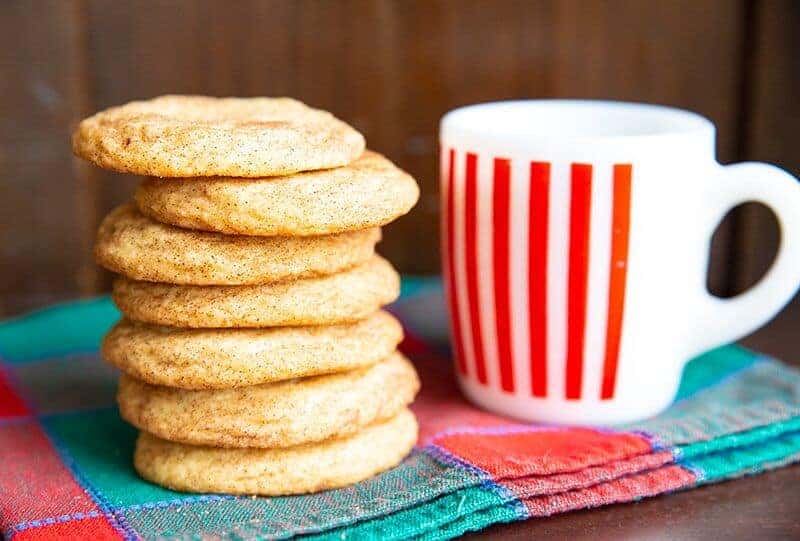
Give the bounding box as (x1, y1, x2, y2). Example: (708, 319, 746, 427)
(440, 99, 715, 144)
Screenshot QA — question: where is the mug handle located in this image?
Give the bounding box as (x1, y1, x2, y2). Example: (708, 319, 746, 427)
(690, 162, 800, 357)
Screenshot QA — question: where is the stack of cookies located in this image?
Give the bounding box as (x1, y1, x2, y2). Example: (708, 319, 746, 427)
(72, 96, 421, 495)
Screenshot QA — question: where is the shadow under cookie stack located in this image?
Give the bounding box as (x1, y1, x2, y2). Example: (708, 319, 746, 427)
(72, 96, 421, 495)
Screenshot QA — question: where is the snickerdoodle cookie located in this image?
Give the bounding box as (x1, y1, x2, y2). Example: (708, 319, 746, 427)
(72, 95, 365, 177)
(112, 255, 400, 328)
(118, 352, 419, 448)
(135, 151, 419, 236)
(134, 408, 418, 495)
(95, 204, 379, 285)
(103, 311, 403, 389)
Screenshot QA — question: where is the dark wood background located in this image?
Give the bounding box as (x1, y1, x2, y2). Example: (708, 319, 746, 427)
(1, 0, 798, 316)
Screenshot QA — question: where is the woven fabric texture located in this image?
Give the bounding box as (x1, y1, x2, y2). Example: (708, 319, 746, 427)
(1, 280, 799, 540)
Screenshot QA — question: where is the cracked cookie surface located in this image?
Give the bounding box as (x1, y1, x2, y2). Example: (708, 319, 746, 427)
(72, 95, 364, 177)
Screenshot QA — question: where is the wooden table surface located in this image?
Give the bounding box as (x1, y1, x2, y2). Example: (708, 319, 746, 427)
(468, 296, 800, 540)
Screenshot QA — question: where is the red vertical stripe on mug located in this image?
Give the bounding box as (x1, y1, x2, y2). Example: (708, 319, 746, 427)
(445, 148, 467, 374)
(529, 162, 550, 397)
(566, 163, 593, 400)
(601, 164, 633, 399)
(492, 158, 515, 392)
(464, 152, 488, 384)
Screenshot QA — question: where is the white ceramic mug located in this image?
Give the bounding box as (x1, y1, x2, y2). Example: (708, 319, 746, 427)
(440, 100, 800, 425)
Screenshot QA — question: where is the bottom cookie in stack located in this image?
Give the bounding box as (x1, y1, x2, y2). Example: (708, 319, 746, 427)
(134, 409, 418, 495)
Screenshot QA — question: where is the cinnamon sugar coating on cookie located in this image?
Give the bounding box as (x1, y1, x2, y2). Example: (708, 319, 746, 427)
(134, 409, 418, 495)
(95, 204, 379, 285)
(135, 151, 419, 236)
(102, 311, 403, 389)
(72, 95, 365, 177)
(112, 255, 400, 328)
(118, 352, 419, 448)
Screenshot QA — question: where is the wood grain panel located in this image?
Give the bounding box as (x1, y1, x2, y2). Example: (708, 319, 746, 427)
(1, 0, 785, 312)
(734, 0, 799, 293)
(0, 0, 99, 315)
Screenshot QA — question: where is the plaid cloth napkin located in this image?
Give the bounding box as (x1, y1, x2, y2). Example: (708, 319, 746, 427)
(2, 279, 800, 540)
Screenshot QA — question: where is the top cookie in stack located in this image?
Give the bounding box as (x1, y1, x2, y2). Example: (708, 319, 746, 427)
(73, 95, 365, 177)
(72, 96, 421, 496)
